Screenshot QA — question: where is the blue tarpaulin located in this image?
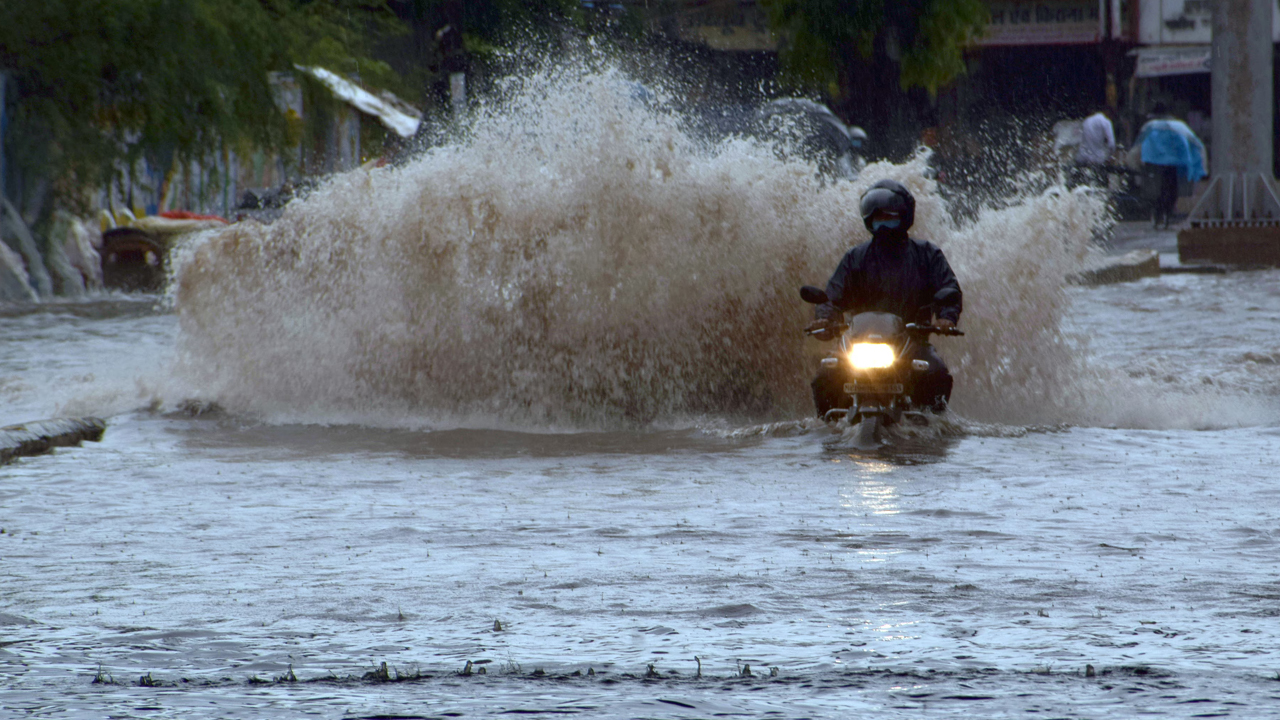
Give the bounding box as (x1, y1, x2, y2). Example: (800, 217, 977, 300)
(1137, 119, 1206, 183)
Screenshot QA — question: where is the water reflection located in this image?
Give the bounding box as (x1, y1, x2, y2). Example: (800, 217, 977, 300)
(839, 460, 901, 516)
(825, 429, 961, 465)
(873, 619, 920, 643)
(853, 457, 894, 475)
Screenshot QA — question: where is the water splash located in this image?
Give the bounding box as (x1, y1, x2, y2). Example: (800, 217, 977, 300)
(168, 57, 1143, 431)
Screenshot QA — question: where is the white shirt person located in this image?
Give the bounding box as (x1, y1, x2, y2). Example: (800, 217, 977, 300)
(1076, 111, 1116, 166)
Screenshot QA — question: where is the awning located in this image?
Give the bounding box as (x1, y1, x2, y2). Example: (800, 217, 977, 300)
(1131, 45, 1211, 78)
(296, 66, 422, 139)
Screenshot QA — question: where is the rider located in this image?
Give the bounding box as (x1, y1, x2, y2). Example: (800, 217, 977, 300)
(806, 179, 963, 416)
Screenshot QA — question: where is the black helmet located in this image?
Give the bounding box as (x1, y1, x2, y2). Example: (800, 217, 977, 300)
(859, 179, 915, 232)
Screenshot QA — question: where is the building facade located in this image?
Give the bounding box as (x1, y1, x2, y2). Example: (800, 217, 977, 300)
(654, 0, 1277, 157)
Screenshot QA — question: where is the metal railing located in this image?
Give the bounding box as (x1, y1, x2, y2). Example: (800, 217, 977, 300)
(1186, 171, 1280, 227)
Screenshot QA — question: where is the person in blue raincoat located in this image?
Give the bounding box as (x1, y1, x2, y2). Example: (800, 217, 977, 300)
(1135, 103, 1207, 229)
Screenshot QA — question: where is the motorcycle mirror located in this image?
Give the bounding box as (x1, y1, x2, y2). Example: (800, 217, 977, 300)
(800, 286, 829, 305)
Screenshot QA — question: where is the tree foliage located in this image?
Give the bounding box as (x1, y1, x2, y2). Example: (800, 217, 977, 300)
(761, 0, 987, 96)
(385, 0, 585, 97)
(0, 0, 403, 216)
(455, 0, 583, 43)
(392, 0, 581, 42)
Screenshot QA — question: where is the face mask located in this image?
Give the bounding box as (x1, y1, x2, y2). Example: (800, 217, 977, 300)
(871, 218, 902, 232)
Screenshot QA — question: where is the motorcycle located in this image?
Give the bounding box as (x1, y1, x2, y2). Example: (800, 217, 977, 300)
(800, 285, 964, 445)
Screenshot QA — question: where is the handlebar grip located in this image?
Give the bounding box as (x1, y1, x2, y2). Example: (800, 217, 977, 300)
(805, 324, 846, 337)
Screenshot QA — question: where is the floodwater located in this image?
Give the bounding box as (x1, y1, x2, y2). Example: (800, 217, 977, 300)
(5, 62, 1280, 718)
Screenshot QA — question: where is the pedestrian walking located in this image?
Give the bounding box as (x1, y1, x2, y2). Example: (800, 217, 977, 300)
(1135, 103, 1206, 229)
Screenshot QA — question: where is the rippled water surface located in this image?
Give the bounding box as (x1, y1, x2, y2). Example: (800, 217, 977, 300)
(3, 268, 1280, 719)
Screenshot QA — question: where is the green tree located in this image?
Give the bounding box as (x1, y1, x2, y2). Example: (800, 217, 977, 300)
(385, 0, 585, 106)
(761, 0, 988, 97)
(0, 0, 404, 220)
(455, 0, 584, 44)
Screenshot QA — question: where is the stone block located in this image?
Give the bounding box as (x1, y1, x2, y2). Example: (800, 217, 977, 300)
(0, 418, 107, 465)
(1070, 249, 1161, 286)
(1178, 224, 1280, 266)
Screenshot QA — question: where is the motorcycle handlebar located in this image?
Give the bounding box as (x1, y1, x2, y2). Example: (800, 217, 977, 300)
(805, 323, 846, 337)
(805, 323, 963, 337)
(905, 323, 965, 336)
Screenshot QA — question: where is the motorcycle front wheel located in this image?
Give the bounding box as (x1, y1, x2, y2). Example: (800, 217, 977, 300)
(853, 413, 883, 447)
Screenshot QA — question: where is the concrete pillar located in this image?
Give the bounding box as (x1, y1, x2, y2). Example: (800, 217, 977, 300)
(1179, 0, 1280, 265)
(1210, 0, 1273, 178)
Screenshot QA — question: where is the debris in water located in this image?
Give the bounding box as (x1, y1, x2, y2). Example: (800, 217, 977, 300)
(364, 661, 391, 682)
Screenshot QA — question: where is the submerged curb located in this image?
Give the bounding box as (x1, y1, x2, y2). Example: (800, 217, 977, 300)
(0, 418, 106, 465)
(1070, 249, 1161, 286)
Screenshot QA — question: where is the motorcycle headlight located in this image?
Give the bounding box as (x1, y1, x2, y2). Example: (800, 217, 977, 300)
(848, 342, 895, 370)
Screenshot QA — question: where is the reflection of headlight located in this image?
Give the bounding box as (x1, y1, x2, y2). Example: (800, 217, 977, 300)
(848, 343, 895, 369)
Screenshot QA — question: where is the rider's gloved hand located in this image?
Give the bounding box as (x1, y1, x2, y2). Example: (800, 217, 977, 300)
(935, 318, 956, 330)
(806, 319, 835, 342)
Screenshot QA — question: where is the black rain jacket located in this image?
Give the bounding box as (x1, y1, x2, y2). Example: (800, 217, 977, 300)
(816, 234, 963, 326)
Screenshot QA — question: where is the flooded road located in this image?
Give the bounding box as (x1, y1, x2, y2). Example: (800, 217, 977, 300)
(3, 267, 1280, 718)
(4, 64, 1280, 718)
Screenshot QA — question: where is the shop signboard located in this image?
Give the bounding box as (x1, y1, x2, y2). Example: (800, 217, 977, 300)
(1136, 0, 1280, 45)
(1132, 44, 1210, 77)
(981, 1, 1103, 45)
